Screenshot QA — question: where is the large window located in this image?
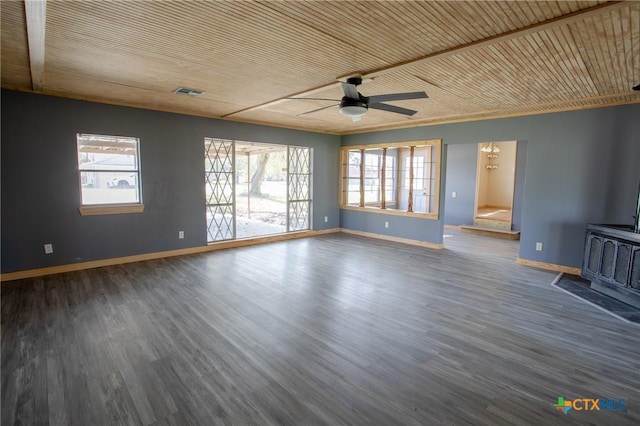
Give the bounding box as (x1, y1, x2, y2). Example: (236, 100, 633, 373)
(205, 138, 235, 242)
(205, 138, 312, 243)
(77, 133, 143, 214)
(288, 146, 312, 232)
(340, 140, 441, 219)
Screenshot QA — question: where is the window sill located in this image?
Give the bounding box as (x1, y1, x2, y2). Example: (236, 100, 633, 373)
(340, 205, 438, 220)
(79, 204, 145, 216)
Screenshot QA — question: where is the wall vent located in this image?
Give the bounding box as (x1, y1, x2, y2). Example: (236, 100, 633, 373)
(173, 87, 205, 97)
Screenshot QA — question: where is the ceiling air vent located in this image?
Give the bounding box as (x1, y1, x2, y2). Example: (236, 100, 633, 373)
(173, 87, 205, 97)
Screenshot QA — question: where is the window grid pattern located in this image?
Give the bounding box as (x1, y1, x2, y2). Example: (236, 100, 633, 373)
(363, 152, 381, 203)
(346, 149, 399, 207)
(205, 138, 235, 242)
(287, 146, 312, 231)
(346, 151, 361, 205)
(384, 151, 396, 206)
(77, 133, 142, 206)
(340, 140, 440, 218)
(399, 147, 434, 213)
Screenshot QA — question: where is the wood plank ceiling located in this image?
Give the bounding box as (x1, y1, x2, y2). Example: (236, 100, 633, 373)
(1, 1, 639, 135)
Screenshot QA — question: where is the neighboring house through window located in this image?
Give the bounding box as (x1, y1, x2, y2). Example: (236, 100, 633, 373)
(77, 133, 143, 215)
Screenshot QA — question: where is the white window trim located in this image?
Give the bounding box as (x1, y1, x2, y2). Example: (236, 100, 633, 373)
(77, 133, 144, 215)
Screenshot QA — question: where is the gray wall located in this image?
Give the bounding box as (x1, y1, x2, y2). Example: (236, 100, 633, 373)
(443, 143, 477, 227)
(3, 90, 639, 272)
(341, 104, 640, 267)
(511, 140, 527, 233)
(1, 90, 340, 273)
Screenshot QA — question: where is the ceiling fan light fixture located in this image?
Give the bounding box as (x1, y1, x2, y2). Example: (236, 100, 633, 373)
(339, 97, 368, 117)
(339, 105, 368, 117)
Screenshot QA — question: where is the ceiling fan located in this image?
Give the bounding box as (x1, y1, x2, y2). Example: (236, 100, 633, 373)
(288, 76, 428, 121)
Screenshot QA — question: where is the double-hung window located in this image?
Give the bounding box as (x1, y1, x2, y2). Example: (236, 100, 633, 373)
(77, 133, 143, 215)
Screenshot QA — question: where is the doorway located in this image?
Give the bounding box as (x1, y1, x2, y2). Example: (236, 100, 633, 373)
(443, 141, 523, 245)
(235, 143, 288, 239)
(473, 141, 518, 231)
(204, 138, 312, 242)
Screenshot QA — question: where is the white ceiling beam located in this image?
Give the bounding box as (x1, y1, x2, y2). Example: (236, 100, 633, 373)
(24, 0, 47, 92)
(224, 1, 628, 118)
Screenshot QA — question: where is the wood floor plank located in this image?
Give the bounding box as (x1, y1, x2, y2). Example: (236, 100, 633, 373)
(2, 230, 639, 424)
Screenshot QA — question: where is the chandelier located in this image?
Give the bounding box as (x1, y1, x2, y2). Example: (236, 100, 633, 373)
(481, 142, 500, 169)
(480, 142, 501, 153)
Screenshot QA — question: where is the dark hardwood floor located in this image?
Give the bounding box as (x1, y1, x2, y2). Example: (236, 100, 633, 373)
(2, 230, 639, 425)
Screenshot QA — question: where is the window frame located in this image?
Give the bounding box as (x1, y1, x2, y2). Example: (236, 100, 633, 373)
(340, 139, 441, 220)
(204, 138, 314, 244)
(287, 145, 313, 232)
(76, 133, 144, 216)
(204, 137, 236, 242)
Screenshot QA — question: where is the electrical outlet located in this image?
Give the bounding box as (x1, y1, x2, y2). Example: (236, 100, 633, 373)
(324, 216, 328, 223)
(536, 242, 543, 251)
(178, 231, 185, 239)
(385, 221, 389, 229)
(44, 243, 53, 254)
(452, 191, 457, 198)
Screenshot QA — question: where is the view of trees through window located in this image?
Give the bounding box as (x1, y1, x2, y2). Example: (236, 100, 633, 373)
(205, 138, 312, 242)
(235, 147, 288, 239)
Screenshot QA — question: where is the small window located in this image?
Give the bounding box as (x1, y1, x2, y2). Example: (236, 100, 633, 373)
(77, 133, 142, 212)
(340, 139, 441, 219)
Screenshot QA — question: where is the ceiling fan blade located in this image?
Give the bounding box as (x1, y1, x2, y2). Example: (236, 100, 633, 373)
(367, 91, 428, 103)
(369, 102, 418, 116)
(285, 97, 340, 101)
(341, 82, 361, 100)
(297, 104, 339, 116)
